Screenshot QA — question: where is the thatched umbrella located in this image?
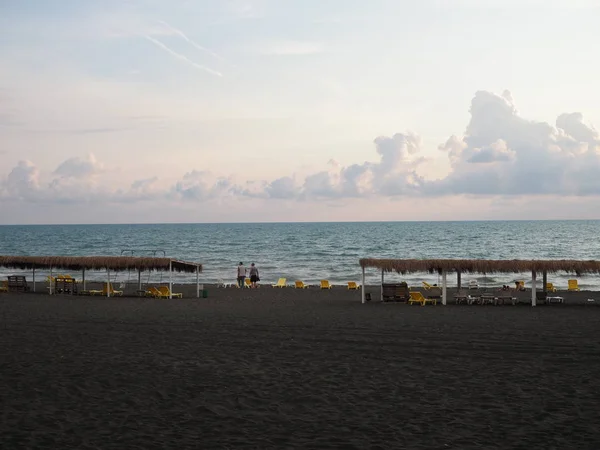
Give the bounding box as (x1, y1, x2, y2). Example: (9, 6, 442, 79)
(0, 255, 203, 298)
(359, 258, 600, 306)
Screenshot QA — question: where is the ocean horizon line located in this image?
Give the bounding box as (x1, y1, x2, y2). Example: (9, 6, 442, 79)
(1, 218, 599, 227)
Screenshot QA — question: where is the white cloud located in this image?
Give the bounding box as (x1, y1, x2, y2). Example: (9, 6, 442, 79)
(430, 90, 600, 196)
(2, 90, 600, 210)
(53, 153, 104, 178)
(4, 160, 40, 200)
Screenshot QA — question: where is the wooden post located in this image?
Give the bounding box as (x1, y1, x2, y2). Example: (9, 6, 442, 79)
(49, 266, 53, 295)
(32, 267, 36, 292)
(106, 269, 111, 298)
(442, 269, 447, 306)
(531, 270, 536, 307)
(380, 270, 384, 302)
(196, 265, 200, 298)
(138, 269, 142, 291)
(361, 266, 366, 304)
(169, 260, 173, 299)
(82, 269, 86, 291)
(457, 270, 461, 291)
(543, 270, 547, 293)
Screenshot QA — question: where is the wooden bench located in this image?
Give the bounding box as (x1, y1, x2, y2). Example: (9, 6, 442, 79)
(7, 275, 29, 292)
(382, 283, 410, 302)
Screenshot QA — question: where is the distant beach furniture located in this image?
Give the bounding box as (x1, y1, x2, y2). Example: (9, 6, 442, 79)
(408, 291, 437, 306)
(294, 280, 309, 289)
(272, 278, 287, 288)
(217, 279, 236, 288)
(0, 255, 202, 298)
(381, 282, 410, 302)
(145, 286, 164, 298)
(320, 280, 332, 289)
(244, 278, 252, 288)
(101, 283, 123, 297)
(7, 275, 29, 292)
(422, 281, 436, 290)
(358, 258, 600, 306)
(468, 280, 478, 290)
(0, 280, 8, 293)
(158, 285, 182, 298)
(546, 282, 557, 292)
(516, 280, 525, 291)
(347, 281, 360, 290)
(568, 279, 580, 291)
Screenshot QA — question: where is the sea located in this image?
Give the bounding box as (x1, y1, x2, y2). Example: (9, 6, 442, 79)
(1, 220, 599, 290)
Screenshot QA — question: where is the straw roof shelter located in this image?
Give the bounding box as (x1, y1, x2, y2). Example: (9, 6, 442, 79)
(359, 258, 600, 306)
(0, 255, 203, 298)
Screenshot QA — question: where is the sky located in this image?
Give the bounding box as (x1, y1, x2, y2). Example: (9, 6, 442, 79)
(1, 0, 600, 224)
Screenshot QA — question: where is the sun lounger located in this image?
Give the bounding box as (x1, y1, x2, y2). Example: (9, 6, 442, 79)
(422, 281, 436, 290)
(546, 282, 557, 292)
(480, 293, 496, 305)
(408, 291, 436, 306)
(102, 283, 123, 297)
(347, 281, 360, 290)
(158, 286, 183, 298)
(146, 287, 167, 298)
(495, 295, 516, 305)
(294, 281, 309, 288)
(272, 278, 287, 288)
(454, 291, 468, 304)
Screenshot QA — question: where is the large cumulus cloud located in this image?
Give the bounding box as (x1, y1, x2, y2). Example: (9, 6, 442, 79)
(2, 90, 600, 205)
(430, 90, 600, 196)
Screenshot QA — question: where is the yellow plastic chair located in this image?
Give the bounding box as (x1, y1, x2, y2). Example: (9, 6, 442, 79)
(158, 286, 183, 298)
(102, 283, 123, 297)
(244, 278, 252, 288)
(546, 282, 557, 292)
(422, 281, 435, 290)
(320, 280, 332, 289)
(272, 278, 287, 288)
(568, 279, 580, 291)
(145, 286, 166, 298)
(294, 280, 308, 289)
(516, 280, 525, 291)
(408, 291, 437, 306)
(0, 280, 8, 293)
(347, 281, 360, 290)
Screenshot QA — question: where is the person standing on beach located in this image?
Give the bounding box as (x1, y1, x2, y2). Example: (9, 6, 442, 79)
(249, 263, 260, 288)
(237, 262, 246, 288)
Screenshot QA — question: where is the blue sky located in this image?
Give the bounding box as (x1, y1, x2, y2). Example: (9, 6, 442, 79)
(1, 0, 600, 224)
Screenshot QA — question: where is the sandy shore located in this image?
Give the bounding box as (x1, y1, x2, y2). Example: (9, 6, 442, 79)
(2, 287, 600, 449)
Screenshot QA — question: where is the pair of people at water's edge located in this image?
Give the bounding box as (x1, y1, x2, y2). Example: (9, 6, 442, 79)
(237, 262, 260, 288)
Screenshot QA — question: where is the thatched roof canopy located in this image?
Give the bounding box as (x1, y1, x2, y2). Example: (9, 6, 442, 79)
(359, 258, 600, 276)
(0, 256, 202, 273)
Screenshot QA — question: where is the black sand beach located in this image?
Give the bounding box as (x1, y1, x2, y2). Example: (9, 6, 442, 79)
(2, 287, 600, 449)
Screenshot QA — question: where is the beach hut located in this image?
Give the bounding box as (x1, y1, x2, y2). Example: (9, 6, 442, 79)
(0, 255, 203, 298)
(358, 258, 600, 306)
